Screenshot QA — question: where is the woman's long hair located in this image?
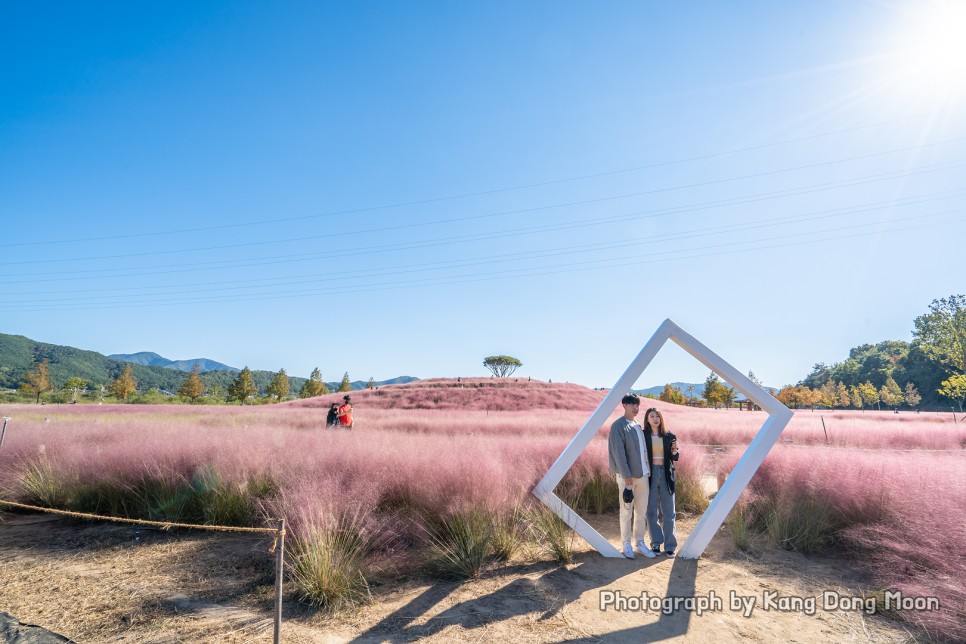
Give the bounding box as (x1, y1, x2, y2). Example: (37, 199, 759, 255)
(644, 407, 666, 437)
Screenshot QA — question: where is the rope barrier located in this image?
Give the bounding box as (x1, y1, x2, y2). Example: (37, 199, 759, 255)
(0, 499, 281, 535)
(687, 443, 966, 452)
(0, 498, 288, 642)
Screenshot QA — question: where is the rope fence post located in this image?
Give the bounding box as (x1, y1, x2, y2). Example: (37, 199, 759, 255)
(0, 417, 10, 454)
(274, 518, 285, 644)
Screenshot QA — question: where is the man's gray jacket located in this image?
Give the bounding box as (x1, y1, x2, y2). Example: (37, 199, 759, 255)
(608, 417, 646, 479)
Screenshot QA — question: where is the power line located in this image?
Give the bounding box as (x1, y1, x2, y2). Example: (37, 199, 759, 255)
(0, 109, 959, 249)
(1, 212, 956, 311)
(3, 147, 963, 269)
(3, 190, 961, 296)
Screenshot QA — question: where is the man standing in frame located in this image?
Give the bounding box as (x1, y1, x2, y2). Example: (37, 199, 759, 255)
(607, 393, 656, 559)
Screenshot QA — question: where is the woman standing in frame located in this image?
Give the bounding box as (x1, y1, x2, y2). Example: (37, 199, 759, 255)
(643, 407, 679, 557)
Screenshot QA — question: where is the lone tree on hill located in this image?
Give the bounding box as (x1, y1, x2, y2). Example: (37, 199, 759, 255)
(267, 368, 290, 402)
(483, 355, 522, 378)
(299, 367, 328, 398)
(338, 372, 352, 392)
(20, 358, 54, 403)
(178, 364, 206, 402)
(111, 364, 137, 401)
(228, 366, 258, 404)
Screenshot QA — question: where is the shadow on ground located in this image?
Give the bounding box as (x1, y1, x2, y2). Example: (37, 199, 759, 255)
(348, 546, 697, 643)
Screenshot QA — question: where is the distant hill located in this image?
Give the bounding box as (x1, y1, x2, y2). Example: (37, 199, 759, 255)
(286, 377, 610, 412)
(109, 352, 239, 373)
(0, 332, 418, 395)
(635, 381, 777, 400)
(635, 382, 706, 400)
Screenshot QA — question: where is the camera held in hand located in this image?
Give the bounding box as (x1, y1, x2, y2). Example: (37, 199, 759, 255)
(622, 487, 634, 504)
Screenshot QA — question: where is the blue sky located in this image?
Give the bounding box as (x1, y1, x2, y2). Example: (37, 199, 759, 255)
(2, 1, 965, 389)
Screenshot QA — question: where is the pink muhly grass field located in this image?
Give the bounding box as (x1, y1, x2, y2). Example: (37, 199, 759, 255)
(2, 380, 964, 638)
(718, 446, 966, 641)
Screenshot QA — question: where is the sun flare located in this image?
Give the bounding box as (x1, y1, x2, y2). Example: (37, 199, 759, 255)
(903, 2, 966, 80)
(887, 1, 966, 102)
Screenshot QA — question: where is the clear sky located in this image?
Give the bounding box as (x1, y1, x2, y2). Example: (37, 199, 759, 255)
(2, 1, 965, 390)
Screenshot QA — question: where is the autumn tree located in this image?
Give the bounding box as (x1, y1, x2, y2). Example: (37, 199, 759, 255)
(819, 381, 838, 409)
(879, 377, 903, 409)
(659, 384, 686, 405)
(62, 377, 88, 403)
(299, 367, 328, 398)
(776, 386, 802, 408)
(803, 387, 822, 410)
(903, 382, 921, 408)
(703, 372, 725, 408)
(938, 374, 966, 412)
(338, 372, 352, 392)
(835, 381, 851, 408)
(228, 367, 258, 404)
(367, 377, 375, 390)
(178, 363, 206, 402)
(111, 364, 138, 401)
(20, 359, 54, 403)
(913, 294, 966, 375)
(858, 381, 879, 411)
(849, 385, 863, 410)
(267, 369, 290, 402)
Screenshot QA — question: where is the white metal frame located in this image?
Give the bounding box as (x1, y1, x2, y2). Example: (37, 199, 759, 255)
(532, 319, 793, 559)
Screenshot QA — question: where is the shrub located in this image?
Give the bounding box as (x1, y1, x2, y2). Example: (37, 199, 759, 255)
(726, 498, 752, 551)
(574, 471, 619, 515)
(491, 504, 526, 561)
(422, 506, 494, 579)
(290, 512, 371, 610)
(674, 448, 710, 514)
(762, 496, 833, 554)
(19, 458, 69, 507)
(528, 503, 576, 564)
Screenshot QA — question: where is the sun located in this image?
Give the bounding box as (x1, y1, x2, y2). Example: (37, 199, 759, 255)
(885, 1, 966, 103)
(902, 2, 966, 83)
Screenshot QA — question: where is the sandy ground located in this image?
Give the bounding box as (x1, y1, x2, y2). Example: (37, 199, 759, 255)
(0, 511, 919, 644)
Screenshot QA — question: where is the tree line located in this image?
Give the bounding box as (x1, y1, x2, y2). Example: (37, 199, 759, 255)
(15, 360, 374, 405)
(650, 295, 966, 412)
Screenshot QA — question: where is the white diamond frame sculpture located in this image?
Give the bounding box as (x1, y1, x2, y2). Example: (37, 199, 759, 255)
(532, 318, 793, 559)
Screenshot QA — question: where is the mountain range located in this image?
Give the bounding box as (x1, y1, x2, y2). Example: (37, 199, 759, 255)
(0, 332, 417, 394)
(108, 352, 239, 373)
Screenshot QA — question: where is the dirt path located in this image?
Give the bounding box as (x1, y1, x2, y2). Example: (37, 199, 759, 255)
(0, 512, 916, 643)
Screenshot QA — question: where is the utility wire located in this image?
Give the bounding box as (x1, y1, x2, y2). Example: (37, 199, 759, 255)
(0, 108, 955, 249)
(1, 213, 956, 311)
(2, 150, 964, 268)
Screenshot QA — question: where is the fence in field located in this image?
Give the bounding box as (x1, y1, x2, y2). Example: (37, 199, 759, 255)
(0, 498, 287, 644)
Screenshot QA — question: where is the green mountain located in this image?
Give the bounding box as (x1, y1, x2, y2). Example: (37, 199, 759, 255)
(0, 332, 418, 396)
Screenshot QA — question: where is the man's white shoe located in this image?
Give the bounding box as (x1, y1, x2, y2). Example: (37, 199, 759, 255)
(636, 540, 657, 559)
(622, 542, 635, 559)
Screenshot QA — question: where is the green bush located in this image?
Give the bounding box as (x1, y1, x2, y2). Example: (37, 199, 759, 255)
(424, 506, 494, 579)
(528, 503, 576, 564)
(291, 514, 371, 610)
(491, 505, 526, 561)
